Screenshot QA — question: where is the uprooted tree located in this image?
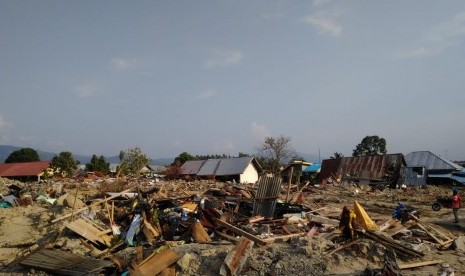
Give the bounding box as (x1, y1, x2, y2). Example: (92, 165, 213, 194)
(117, 147, 151, 177)
(257, 135, 294, 174)
(352, 135, 387, 157)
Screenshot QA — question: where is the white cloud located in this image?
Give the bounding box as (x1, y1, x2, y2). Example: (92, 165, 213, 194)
(397, 11, 465, 59)
(110, 57, 140, 71)
(74, 84, 97, 98)
(303, 11, 343, 37)
(194, 89, 217, 101)
(251, 122, 271, 141)
(204, 50, 243, 69)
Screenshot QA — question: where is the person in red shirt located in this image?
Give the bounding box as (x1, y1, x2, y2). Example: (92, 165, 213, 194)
(452, 188, 462, 223)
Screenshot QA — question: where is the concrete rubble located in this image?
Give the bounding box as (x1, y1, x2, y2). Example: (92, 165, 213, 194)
(0, 175, 464, 275)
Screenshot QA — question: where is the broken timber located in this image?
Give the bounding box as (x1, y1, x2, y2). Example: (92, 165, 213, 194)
(52, 188, 133, 223)
(359, 230, 424, 258)
(130, 248, 180, 276)
(215, 219, 267, 246)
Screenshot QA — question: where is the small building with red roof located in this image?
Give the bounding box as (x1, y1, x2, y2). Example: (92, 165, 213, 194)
(0, 161, 51, 182)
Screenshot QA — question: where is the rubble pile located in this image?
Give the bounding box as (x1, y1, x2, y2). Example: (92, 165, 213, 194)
(0, 175, 464, 275)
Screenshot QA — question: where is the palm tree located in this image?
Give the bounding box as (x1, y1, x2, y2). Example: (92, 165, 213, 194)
(330, 152, 344, 159)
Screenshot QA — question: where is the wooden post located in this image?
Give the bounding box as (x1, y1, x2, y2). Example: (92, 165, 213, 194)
(286, 167, 294, 203)
(69, 184, 80, 222)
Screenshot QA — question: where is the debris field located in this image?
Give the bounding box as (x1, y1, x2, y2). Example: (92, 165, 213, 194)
(0, 176, 464, 275)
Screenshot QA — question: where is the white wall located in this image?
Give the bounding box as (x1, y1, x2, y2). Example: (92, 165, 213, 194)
(240, 163, 259, 183)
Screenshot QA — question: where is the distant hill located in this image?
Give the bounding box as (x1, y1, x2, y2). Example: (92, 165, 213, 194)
(0, 145, 173, 166)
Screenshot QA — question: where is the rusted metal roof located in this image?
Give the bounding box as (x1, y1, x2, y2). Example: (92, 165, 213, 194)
(405, 151, 463, 171)
(180, 160, 206, 175)
(0, 161, 50, 177)
(320, 154, 406, 181)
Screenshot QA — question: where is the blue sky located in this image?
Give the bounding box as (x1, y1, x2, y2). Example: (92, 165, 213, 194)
(1, 1, 465, 161)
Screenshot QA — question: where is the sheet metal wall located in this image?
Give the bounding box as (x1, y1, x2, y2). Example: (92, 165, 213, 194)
(252, 176, 282, 218)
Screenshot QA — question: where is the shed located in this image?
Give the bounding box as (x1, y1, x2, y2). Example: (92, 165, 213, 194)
(0, 161, 51, 182)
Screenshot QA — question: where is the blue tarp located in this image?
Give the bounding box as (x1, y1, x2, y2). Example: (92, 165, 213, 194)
(304, 163, 321, 173)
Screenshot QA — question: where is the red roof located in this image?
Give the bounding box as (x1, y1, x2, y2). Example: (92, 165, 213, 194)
(0, 161, 51, 177)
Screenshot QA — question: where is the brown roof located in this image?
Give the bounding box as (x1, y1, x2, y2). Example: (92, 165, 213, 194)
(0, 161, 51, 177)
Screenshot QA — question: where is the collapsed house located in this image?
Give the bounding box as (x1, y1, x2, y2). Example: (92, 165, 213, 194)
(320, 154, 406, 187)
(180, 157, 263, 183)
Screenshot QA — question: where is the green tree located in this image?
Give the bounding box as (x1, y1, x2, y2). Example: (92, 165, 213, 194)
(330, 152, 344, 159)
(5, 148, 40, 163)
(85, 155, 110, 173)
(172, 152, 196, 166)
(352, 135, 387, 157)
(51, 151, 78, 177)
(118, 147, 151, 176)
(238, 152, 250, 157)
(258, 135, 294, 174)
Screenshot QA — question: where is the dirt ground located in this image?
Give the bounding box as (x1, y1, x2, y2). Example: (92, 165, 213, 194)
(0, 177, 464, 275)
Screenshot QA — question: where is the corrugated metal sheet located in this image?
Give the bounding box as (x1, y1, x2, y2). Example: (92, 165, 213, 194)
(20, 249, 113, 275)
(405, 151, 463, 171)
(320, 154, 405, 181)
(180, 160, 206, 175)
(197, 159, 222, 176)
(401, 167, 427, 186)
(252, 176, 282, 218)
(0, 161, 50, 177)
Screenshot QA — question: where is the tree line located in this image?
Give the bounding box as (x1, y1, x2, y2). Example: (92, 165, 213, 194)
(3, 135, 388, 177)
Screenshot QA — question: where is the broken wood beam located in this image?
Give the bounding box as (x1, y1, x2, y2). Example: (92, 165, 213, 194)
(398, 259, 444, 270)
(215, 219, 266, 246)
(130, 248, 180, 276)
(359, 230, 424, 258)
(191, 221, 212, 243)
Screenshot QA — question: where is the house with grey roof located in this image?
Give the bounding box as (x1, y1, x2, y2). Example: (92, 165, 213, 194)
(180, 157, 263, 183)
(405, 151, 464, 185)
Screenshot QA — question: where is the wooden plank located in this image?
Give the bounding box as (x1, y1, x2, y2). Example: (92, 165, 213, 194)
(215, 219, 267, 246)
(247, 216, 265, 223)
(192, 222, 212, 242)
(306, 226, 318, 237)
(159, 265, 176, 276)
(66, 218, 107, 246)
(131, 248, 180, 276)
(215, 230, 240, 243)
(398, 260, 444, 270)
